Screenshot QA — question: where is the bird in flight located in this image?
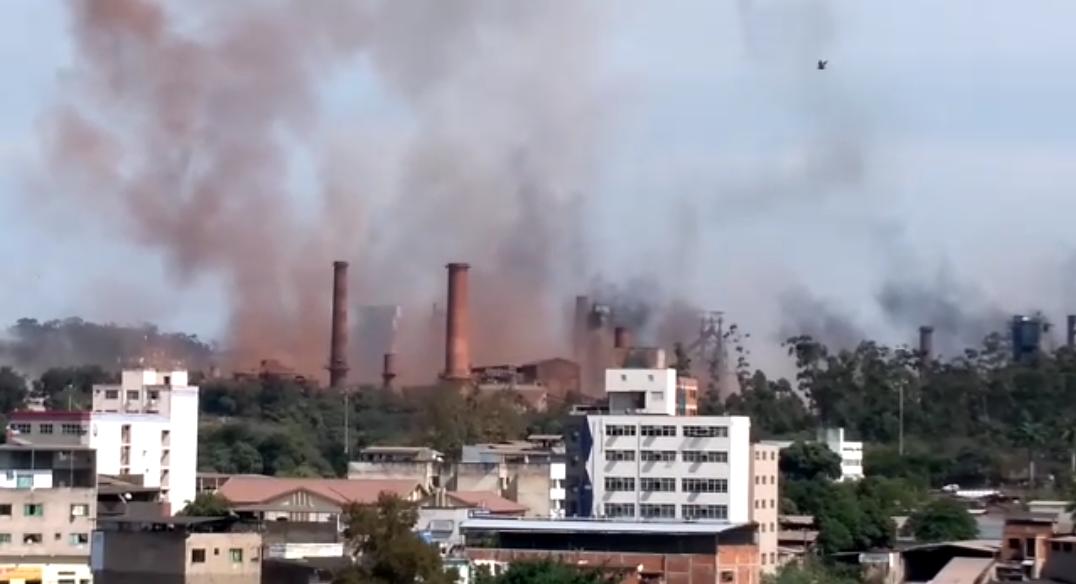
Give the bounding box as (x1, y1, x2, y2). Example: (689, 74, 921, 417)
(817, 60, 828, 70)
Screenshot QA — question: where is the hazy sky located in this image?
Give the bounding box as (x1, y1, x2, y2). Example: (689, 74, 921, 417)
(3, 0, 1076, 370)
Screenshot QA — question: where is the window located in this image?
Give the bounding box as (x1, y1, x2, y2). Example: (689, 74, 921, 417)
(105, 390, 119, 399)
(605, 450, 635, 462)
(16, 475, 32, 490)
(0, 505, 10, 517)
(126, 390, 139, 401)
(61, 424, 85, 435)
(770, 451, 776, 461)
(683, 425, 727, 438)
(0, 533, 9, 544)
(70, 533, 89, 545)
(754, 476, 760, 485)
(39, 424, 53, 435)
(682, 478, 727, 493)
(70, 504, 89, 517)
(640, 478, 676, 492)
(1008, 538, 1020, 550)
(1065, 543, 1074, 553)
(1052, 542, 1061, 551)
(148, 390, 160, 400)
(23, 504, 43, 517)
(23, 533, 42, 544)
(604, 477, 635, 492)
(641, 425, 676, 437)
(720, 570, 735, 583)
(641, 450, 676, 462)
(605, 425, 636, 437)
(640, 504, 675, 519)
(603, 503, 635, 518)
(620, 374, 627, 381)
(683, 504, 728, 520)
(229, 548, 244, 563)
(191, 548, 206, 564)
(10, 423, 30, 434)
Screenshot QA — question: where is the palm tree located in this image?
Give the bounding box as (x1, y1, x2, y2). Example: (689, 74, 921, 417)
(1012, 417, 1046, 487)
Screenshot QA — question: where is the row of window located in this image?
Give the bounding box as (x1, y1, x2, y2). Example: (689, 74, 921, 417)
(754, 499, 777, 510)
(0, 503, 89, 517)
(0, 532, 89, 545)
(604, 450, 729, 463)
(604, 477, 728, 493)
(753, 449, 777, 461)
(8, 423, 86, 436)
(191, 547, 252, 564)
(605, 425, 729, 438)
(603, 503, 729, 520)
(754, 475, 776, 485)
(102, 389, 161, 400)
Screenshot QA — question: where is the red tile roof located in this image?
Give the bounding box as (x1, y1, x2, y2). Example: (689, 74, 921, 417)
(218, 476, 422, 507)
(446, 491, 528, 515)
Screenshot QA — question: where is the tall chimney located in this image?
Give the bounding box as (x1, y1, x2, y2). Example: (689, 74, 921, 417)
(614, 326, 632, 349)
(573, 295, 589, 360)
(1067, 315, 1076, 349)
(328, 261, 349, 388)
(918, 325, 934, 361)
(443, 263, 471, 381)
(382, 352, 397, 389)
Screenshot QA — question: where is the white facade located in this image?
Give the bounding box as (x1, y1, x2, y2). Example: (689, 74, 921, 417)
(568, 415, 751, 523)
(604, 369, 678, 416)
(549, 461, 566, 519)
(91, 370, 199, 513)
(819, 428, 863, 482)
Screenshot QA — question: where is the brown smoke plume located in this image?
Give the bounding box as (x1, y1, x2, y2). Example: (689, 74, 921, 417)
(42, 0, 604, 383)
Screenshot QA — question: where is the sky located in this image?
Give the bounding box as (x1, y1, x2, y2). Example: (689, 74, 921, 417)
(3, 0, 1076, 372)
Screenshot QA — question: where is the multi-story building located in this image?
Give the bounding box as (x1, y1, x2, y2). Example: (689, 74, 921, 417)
(564, 413, 752, 523)
(750, 443, 780, 575)
(348, 446, 445, 489)
(0, 443, 97, 584)
(604, 368, 678, 416)
(818, 428, 863, 482)
(8, 369, 200, 514)
(91, 515, 262, 584)
(456, 435, 566, 518)
(676, 375, 699, 416)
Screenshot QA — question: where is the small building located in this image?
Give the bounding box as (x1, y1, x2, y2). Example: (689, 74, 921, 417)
(818, 428, 863, 482)
(461, 517, 760, 584)
(1044, 534, 1076, 584)
(456, 437, 566, 518)
(419, 491, 531, 554)
(900, 540, 999, 583)
(777, 515, 819, 565)
(348, 446, 445, 489)
(996, 511, 1069, 581)
(91, 515, 262, 583)
(604, 368, 678, 416)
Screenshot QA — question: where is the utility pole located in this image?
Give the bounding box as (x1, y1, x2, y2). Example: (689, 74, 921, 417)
(898, 383, 904, 456)
(343, 386, 350, 460)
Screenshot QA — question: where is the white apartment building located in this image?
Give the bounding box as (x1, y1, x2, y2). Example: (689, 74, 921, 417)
(564, 414, 752, 523)
(605, 368, 678, 416)
(819, 427, 864, 482)
(9, 370, 199, 514)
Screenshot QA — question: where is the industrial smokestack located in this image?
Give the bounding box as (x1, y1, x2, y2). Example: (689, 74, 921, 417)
(1067, 315, 1075, 349)
(573, 295, 589, 360)
(614, 326, 632, 349)
(382, 352, 397, 389)
(328, 261, 349, 388)
(443, 263, 471, 381)
(918, 325, 934, 361)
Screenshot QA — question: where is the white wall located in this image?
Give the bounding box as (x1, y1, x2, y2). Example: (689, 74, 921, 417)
(581, 415, 751, 522)
(605, 369, 677, 415)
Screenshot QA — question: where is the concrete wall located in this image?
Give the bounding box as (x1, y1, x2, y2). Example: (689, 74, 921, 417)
(605, 369, 677, 416)
(348, 461, 438, 488)
(0, 487, 95, 558)
(1044, 542, 1076, 584)
(505, 464, 551, 518)
(750, 443, 779, 575)
(93, 530, 261, 584)
(454, 463, 503, 493)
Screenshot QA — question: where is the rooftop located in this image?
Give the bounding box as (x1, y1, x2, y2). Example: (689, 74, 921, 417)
(444, 491, 528, 515)
(8, 410, 92, 421)
(358, 446, 443, 461)
(460, 517, 750, 535)
(219, 476, 422, 507)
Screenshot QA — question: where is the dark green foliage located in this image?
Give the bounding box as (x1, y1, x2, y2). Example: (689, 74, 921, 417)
(780, 441, 842, 482)
(0, 367, 28, 414)
(178, 493, 232, 517)
(35, 365, 115, 410)
(764, 560, 860, 584)
(722, 371, 814, 438)
(334, 493, 452, 584)
(907, 498, 978, 543)
(476, 560, 620, 584)
(781, 478, 896, 554)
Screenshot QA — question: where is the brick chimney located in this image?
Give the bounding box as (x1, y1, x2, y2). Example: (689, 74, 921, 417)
(443, 263, 471, 381)
(328, 261, 349, 388)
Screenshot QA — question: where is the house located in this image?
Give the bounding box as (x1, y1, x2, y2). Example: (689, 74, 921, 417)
(217, 476, 425, 526)
(418, 490, 530, 554)
(996, 511, 1070, 581)
(348, 446, 445, 489)
(1044, 534, 1076, 583)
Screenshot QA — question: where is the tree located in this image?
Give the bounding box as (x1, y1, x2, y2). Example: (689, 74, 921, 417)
(335, 493, 452, 584)
(765, 560, 859, 584)
(36, 365, 114, 410)
(780, 441, 842, 482)
(178, 493, 232, 517)
(0, 367, 28, 413)
(908, 498, 978, 543)
(476, 561, 620, 584)
(671, 342, 692, 378)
